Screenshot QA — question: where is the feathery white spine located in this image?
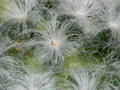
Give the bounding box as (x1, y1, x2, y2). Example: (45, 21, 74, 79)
(0, 56, 24, 89)
(59, 0, 101, 29)
(7, 71, 55, 90)
(1, 0, 37, 22)
(71, 68, 99, 90)
(0, 37, 14, 55)
(101, 83, 120, 90)
(96, 0, 120, 40)
(25, 19, 78, 63)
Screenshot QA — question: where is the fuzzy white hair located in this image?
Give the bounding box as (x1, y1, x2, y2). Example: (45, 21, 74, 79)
(70, 68, 100, 90)
(96, 0, 120, 40)
(0, 0, 40, 34)
(7, 70, 55, 90)
(59, 0, 101, 30)
(0, 56, 24, 89)
(0, 36, 15, 55)
(101, 83, 120, 90)
(24, 19, 78, 64)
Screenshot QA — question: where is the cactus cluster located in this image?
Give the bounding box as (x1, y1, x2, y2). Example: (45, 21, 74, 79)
(0, 0, 120, 90)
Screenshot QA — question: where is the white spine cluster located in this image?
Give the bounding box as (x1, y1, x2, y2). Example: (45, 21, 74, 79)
(0, 0, 120, 90)
(7, 71, 55, 90)
(2, 0, 36, 22)
(59, 0, 101, 30)
(0, 0, 39, 33)
(97, 0, 120, 40)
(70, 68, 99, 90)
(25, 19, 78, 63)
